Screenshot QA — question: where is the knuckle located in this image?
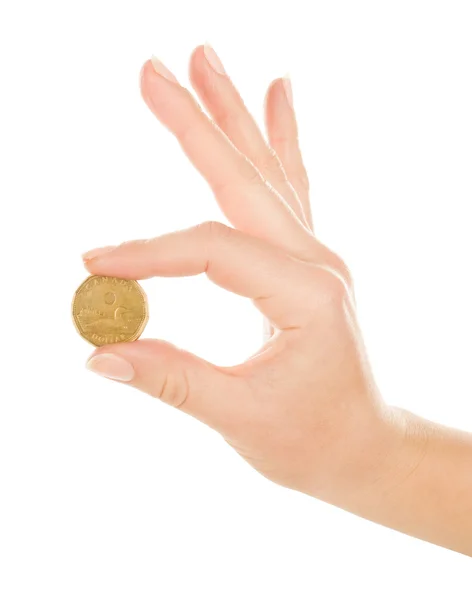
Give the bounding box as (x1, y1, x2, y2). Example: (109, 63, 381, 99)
(312, 266, 350, 307)
(237, 156, 265, 186)
(196, 221, 233, 274)
(157, 371, 190, 409)
(199, 220, 232, 241)
(211, 156, 264, 197)
(330, 253, 354, 288)
(258, 147, 285, 182)
(217, 110, 243, 135)
(270, 132, 290, 146)
(307, 241, 353, 290)
(328, 274, 349, 303)
(178, 119, 200, 148)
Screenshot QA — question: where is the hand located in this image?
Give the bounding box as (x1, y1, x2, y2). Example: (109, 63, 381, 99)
(82, 46, 472, 555)
(83, 45, 394, 500)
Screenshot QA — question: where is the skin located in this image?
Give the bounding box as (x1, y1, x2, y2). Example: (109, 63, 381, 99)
(83, 45, 472, 556)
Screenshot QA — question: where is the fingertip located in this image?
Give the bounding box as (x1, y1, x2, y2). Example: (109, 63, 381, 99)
(264, 78, 282, 108)
(139, 59, 154, 86)
(267, 77, 282, 92)
(82, 245, 117, 262)
(139, 58, 181, 114)
(189, 44, 205, 67)
(139, 59, 156, 107)
(265, 78, 285, 104)
(139, 59, 150, 83)
(86, 352, 135, 382)
(188, 44, 210, 88)
(282, 75, 293, 109)
(264, 78, 282, 127)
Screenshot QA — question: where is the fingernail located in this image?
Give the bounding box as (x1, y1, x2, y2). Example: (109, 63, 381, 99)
(203, 43, 226, 76)
(282, 75, 293, 109)
(150, 55, 179, 83)
(86, 353, 135, 382)
(82, 246, 116, 262)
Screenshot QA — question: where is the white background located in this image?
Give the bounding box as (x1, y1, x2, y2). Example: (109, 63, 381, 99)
(1, 0, 471, 597)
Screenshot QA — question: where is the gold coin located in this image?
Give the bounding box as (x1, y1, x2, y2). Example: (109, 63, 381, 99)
(72, 275, 149, 346)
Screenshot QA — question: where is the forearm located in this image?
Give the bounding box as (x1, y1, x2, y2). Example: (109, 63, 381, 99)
(354, 409, 472, 556)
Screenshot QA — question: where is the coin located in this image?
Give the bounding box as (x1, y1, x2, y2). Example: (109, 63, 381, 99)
(72, 275, 149, 346)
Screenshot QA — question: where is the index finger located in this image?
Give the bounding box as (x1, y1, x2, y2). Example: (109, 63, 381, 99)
(83, 222, 318, 330)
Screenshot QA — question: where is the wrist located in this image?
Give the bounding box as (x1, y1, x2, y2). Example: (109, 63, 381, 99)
(337, 405, 432, 520)
(372, 406, 431, 491)
(339, 407, 472, 555)
(313, 405, 430, 512)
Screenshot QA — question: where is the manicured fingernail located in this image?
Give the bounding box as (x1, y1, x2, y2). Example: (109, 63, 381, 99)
(82, 246, 116, 262)
(86, 353, 135, 382)
(150, 55, 179, 83)
(282, 75, 293, 109)
(203, 43, 226, 75)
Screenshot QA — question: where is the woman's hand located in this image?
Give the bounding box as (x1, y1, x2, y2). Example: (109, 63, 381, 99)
(82, 46, 472, 556)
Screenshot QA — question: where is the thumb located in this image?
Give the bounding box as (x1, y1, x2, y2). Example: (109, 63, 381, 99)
(86, 339, 245, 431)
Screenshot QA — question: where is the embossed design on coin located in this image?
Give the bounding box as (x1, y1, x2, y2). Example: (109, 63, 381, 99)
(104, 291, 116, 305)
(72, 276, 149, 346)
